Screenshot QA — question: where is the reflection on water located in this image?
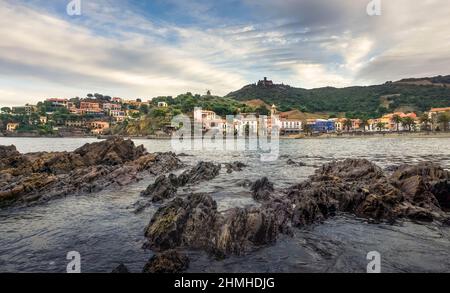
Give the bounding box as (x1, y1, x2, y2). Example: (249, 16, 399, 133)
(0, 137, 449, 272)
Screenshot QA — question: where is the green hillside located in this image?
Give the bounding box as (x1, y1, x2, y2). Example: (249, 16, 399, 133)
(226, 76, 450, 118)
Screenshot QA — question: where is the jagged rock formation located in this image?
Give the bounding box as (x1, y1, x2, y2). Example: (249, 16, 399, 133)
(136, 162, 222, 209)
(0, 138, 183, 207)
(144, 159, 450, 260)
(143, 250, 190, 273)
(224, 161, 247, 173)
(250, 177, 274, 201)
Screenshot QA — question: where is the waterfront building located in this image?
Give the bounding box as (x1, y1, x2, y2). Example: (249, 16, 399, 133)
(6, 123, 20, 132)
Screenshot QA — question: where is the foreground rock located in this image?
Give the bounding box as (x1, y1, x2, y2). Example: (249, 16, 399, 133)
(141, 174, 179, 203)
(136, 161, 222, 210)
(0, 138, 183, 207)
(251, 177, 274, 201)
(143, 250, 190, 273)
(144, 193, 287, 257)
(177, 162, 221, 185)
(144, 159, 450, 261)
(224, 161, 247, 173)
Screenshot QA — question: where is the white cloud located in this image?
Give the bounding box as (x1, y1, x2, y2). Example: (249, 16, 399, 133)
(1, 0, 450, 107)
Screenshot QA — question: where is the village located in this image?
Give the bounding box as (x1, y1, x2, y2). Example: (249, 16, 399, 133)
(1, 95, 450, 137)
(194, 105, 450, 137)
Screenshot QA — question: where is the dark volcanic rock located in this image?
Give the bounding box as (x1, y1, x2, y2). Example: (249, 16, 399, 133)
(224, 161, 247, 173)
(141, 174, 179, 203)
(145, 194, 218, 251)
(0, 145, 29, 170)
(311, 158, 384, 182)
(287, 159, 306, 167)
(74, 137, 146, 166)
(144, 193, 287, 257)
(112, 264, 130, 273)
(390, 162, 450, 211)
(143, 250, 190, 273)
(177, 161, 221, 185)
(251, 177, 274, 201)
(0, 138, 183, 207)
(213, 207, 280, 257)
(144, 159, 450, 260)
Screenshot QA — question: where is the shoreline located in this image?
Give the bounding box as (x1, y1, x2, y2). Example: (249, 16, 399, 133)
(2, 132, 450, 140)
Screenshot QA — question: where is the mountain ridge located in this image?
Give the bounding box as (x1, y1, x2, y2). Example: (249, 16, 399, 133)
(226, 75, 450, 118)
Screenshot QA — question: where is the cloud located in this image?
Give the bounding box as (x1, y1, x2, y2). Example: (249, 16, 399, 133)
(0, 0, 450, 106)
(0, 0, 248, 106)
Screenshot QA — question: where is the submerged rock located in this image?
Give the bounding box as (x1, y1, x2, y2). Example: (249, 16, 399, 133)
(287, 159, 306, 167)
(224, 161, 247, 173)
(111, 264, 130, 273)
(143, 250, 190, 273)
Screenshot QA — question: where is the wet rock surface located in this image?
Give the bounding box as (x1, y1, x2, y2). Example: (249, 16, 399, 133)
(0, 138, 183, 207)
(141, 174, 179, 203)
(224, 161, 247, 173)
(135, 161, 223, 211)
(177, 161, 221, 185)
(144, 193, 286, 258)
(143, 250, 190, 273)
(251, 177, 274, 201)
(144, 159, 450, 263)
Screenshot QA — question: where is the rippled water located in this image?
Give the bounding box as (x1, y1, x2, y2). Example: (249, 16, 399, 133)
(0, 137, 449, 273)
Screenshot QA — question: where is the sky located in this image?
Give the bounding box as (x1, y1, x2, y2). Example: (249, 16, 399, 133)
(1, 0, 450, 107)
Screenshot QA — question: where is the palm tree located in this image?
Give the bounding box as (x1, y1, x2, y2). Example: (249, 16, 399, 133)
(401, 117, 415, 132)
(343, 119, 353, 132)
(360, 118, 369, 132)
(419, 113, 431, 132)
(303, 124, 313, 136)
(392, 114, 402, 132)
(438, 113, 450, 132)
(376, 122, 386, 132)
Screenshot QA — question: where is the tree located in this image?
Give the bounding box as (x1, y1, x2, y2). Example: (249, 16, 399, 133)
(360, 118, 369, 132)
(140, 104, 149, 115)
(303, 124, 313, 136)
(343, 119, 353, 132)
(401, 117, 415, 132)
(255, 106, 270, 116)
(392, 114, 402, 132)
(376, 122, 386, 132)
(437, 113, 450, 132)
(1, 107, 11, 113)
(419, 113, 431, 132)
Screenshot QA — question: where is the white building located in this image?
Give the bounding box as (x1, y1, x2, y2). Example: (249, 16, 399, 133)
(280, 118, 302, 135)
(158, 102, 168, 108)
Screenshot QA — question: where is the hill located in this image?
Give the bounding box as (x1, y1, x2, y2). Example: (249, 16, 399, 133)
(226, 76, 450, 118)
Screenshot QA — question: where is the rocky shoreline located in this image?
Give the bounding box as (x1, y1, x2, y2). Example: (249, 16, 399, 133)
(1, 138, 449, 273)
(141, 159, 450, 273)
(0, 138, 183, 208)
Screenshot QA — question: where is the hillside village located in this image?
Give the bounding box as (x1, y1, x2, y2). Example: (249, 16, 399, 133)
(1, 78, 450, 137)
